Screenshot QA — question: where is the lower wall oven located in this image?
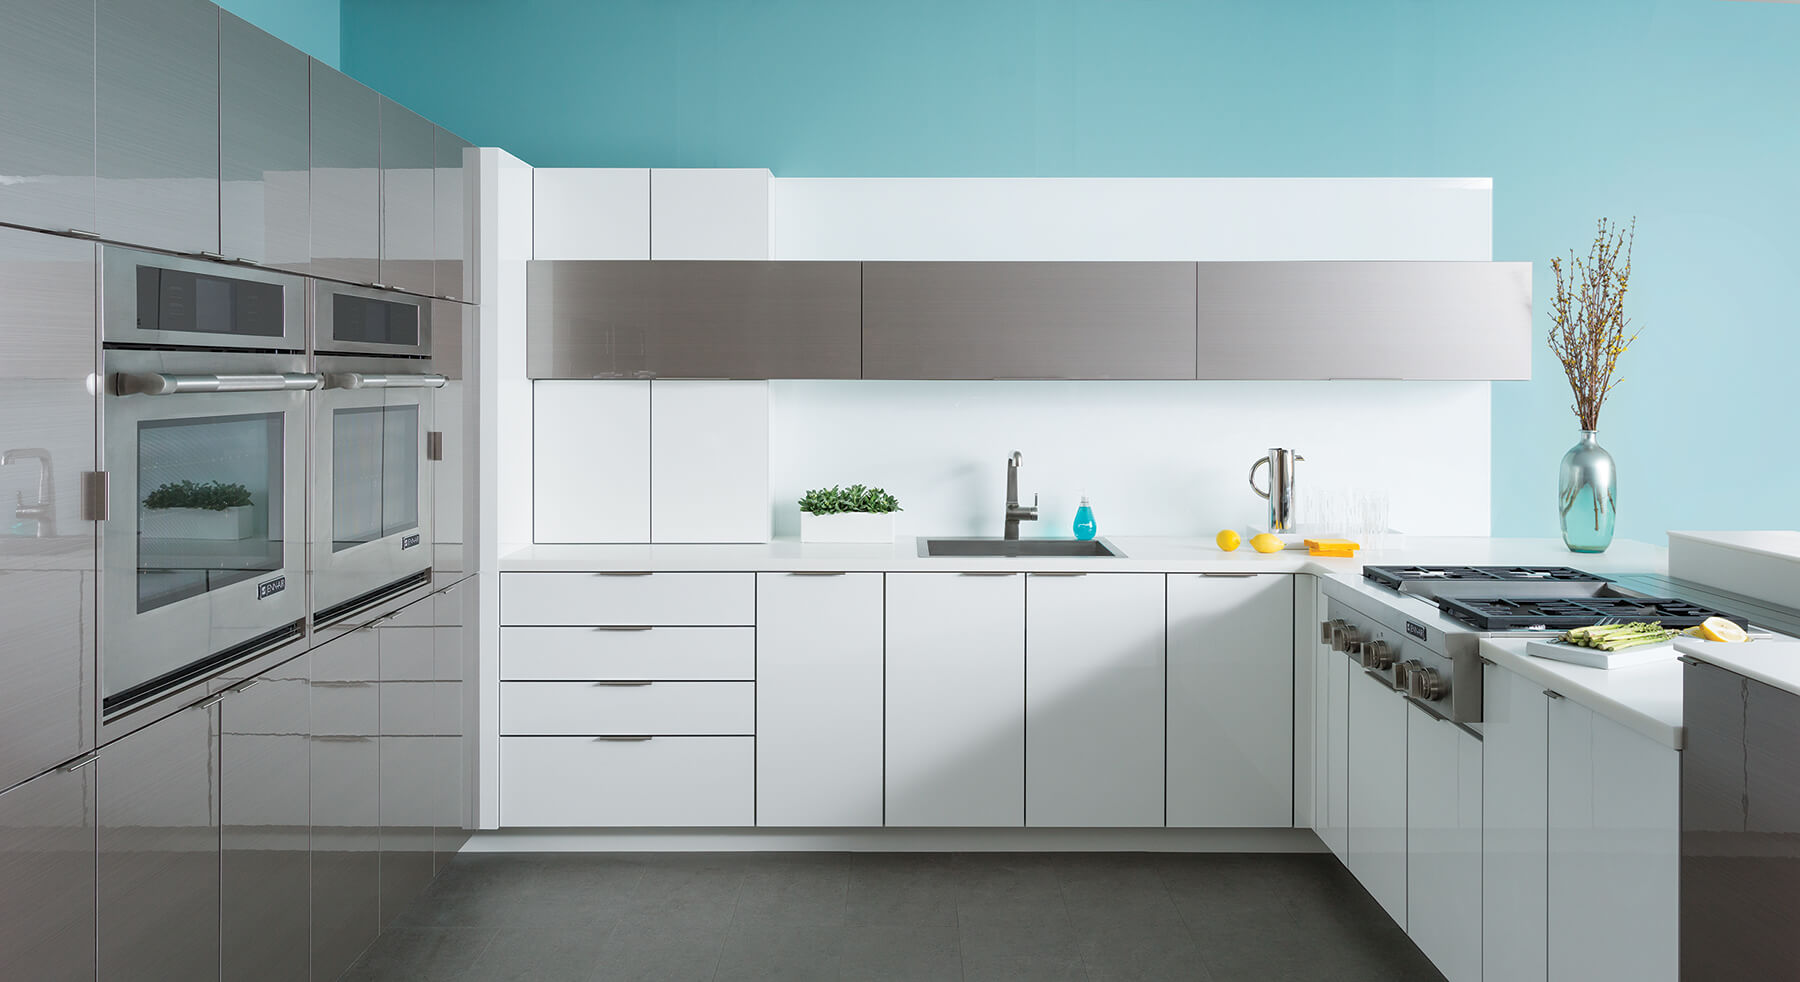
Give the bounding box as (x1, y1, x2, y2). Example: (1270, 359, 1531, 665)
(100, 348, 316, 719)
(310, 353, 444, 625)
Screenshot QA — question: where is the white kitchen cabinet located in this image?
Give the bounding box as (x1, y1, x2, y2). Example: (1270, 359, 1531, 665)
(1167, 573, 1293, 828)
(500, 572, 755, 627)
(1320, 633, 1351, 860)
(1347, 667, 1408, 926)
(650, 381, 770, 543)
(1547, 693, 1679, 982)
(1406, 703, 1482, 982)
(500, 626, 755, 680)
(1483, 662, 1548, 982)
(532, 168, 650, 259)
(500, 736, 753, 827)
(649, 168, 772, 259)
(1026, 573, 1164, 827)
(885, 573, 1025, 827)
(532, 380, 649, 543)
(756, 572, 885, 827)
(499, 681, 755, 736)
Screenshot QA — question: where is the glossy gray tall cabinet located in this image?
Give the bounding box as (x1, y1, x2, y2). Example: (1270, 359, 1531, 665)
(0, 0, 96, 234)
(96, 0, 220, 255)
(310, 625, 382, 982)
(311, 61, 383, 286)
(0, 760, 95, 981)
(221, 654, 312, 982)
(436, 129, 475, 302)
(381, 98, 439, 297)
(220, 11, 311, 270)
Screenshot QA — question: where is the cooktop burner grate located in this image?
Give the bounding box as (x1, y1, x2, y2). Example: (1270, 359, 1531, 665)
(1436, 595, 1748, 632)
(1363, 565, 1607, 590)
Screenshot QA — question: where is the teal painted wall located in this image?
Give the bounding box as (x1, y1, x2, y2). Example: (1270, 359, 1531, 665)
(219, 0, 339, 66)
(342, 0, 1800, 543)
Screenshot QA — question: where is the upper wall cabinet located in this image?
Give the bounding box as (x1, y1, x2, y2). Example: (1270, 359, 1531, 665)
(220, 12, 310, 271)
(0, 0, 96, 234)
(533, 169, 650, 260)
(96, 0, 219, 255)
(649, 168, 772, 259)
(311, 62, 382, 286)
(435, 127, 474, 301)
(381, 97, 437, 297)
(861, 262, 1199, 379)
(1195, 261, 1532, 380)
(527, 261, 861, 379)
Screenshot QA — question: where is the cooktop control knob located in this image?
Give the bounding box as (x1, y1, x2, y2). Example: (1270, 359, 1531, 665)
(1321, 619, 1347, 645)
(1408, 666, 1446, 701)
(1394, 659, 1423, 690)
(1359, 639, 1394, 671)
(1333, 625, 1364, 652)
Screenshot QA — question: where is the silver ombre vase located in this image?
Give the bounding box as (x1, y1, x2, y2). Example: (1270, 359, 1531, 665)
(1558, 429, 1616, 553)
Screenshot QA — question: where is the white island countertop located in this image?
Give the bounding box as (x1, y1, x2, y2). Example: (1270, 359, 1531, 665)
(1478, 636, 1685, 750)
(1673, 638, 1800, 699)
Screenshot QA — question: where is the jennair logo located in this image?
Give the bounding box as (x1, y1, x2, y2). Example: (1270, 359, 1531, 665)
(402, 533, 421, 550)
(258, 576, 287, 600)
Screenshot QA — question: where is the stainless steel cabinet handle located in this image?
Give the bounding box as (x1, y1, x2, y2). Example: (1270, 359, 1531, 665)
(313, 734, 375, 742)
(59, 752, 99, 772)
(594, 625, 653, 632)
(196, 692, 229, 710)
(116, 372, 324, 396)
(593, 681, 653, 687)
(232, 678, 264, 694)
(312, 680, 373, 688)
(789, 571, 848, 576)
(1030, 571, 1087, 577)
(1543, 689, 1564, 700)
(323, 372, 448, 390)
(959, 571, 1017, 577)
(595, 571, 653, 577)
(595, 735, 653, 742)
(1199, 571, 1258, 578)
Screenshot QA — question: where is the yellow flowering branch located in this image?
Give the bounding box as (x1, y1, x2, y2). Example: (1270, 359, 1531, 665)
(1547, 217, 1638, 431)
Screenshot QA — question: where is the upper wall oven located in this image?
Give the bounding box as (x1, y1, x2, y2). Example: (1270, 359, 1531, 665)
(103, 246, 306, 351)
(314, 279, 433, 357)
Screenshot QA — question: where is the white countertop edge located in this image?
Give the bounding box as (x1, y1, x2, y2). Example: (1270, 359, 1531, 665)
(1668, 529, 1800, 563)
(1674, 638, 1800, 699)
(1479, 637, 1684, 751)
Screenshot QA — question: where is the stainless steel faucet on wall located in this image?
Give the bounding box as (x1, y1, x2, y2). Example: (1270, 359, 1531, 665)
(2, 447, 54, 537)
(1004, 451, 1038, 540)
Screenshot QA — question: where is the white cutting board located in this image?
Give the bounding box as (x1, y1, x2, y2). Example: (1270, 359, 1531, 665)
(1527, 637, 1679, 670)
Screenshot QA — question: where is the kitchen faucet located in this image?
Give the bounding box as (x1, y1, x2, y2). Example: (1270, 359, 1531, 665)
(1003, 451, 1038, 540)
(2, 448, 54, 537)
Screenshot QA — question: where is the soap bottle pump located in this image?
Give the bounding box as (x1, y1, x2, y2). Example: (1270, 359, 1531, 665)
(1072, 495, 1097, 541)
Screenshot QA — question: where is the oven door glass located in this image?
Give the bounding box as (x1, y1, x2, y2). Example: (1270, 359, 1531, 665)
(136, 412, 284, 613)
(331, 404, 419, 551)
(102, 247, 305, 350)
(314, 282, 431, 357)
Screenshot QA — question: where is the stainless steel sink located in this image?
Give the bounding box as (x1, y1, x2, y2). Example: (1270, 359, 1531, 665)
(918, 537, 1125, 558)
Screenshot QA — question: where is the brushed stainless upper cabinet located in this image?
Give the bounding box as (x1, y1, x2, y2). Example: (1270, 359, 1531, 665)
(526, 260, 862, 379)
(310, 61, 381, 286)
(1194, 261, 1533, 380)
(95, 0, 219, 255)
(380, 98, 437, 297)
(0, 228, 97, 794)
(861, 262, 1199, 380)
(0, 0, 96, 234)
(435, 127, 474, 302)
(0, 761, 96, 982)
(220, 12, 310, 271)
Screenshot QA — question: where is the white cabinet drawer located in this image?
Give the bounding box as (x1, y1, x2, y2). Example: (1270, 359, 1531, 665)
(502, 627, 754, 681)
(501, 681, 754, 735)
(500, 736, 753, 827)
(500, 573, 754, 626)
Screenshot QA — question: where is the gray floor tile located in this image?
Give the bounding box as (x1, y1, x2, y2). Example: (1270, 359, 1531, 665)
(1054, 855, 1208, 982)
(342, 926, 497, 982)
(731, 853, 850, 927)
(840, 913, 963, 982)
(847, 853, 959, 925)
(711, 919, 845, 982)
(458, 927, 612, 982)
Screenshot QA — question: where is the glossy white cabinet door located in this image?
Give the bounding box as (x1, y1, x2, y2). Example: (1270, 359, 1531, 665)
(756, 573, 884, 827)
(500, 736, 753, 827)
(532, 168, 650, 259)
(1483, 662, 1548, 982)
(650, 381, 770, 543)
(1406, 704, 1482, 982)
(649, 168, 772, 259)
(532, 381, 650, 543)
(1547, 695, 1679, 982)
(886, 574, 1025, 827)
(1166, 573, 1293, 827)
(1322, 640, 1351, 860)
(1347, 667, 1408, 926)
(1026, 573, 1164, 827)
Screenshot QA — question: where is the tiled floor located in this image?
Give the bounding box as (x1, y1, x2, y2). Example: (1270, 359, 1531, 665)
(347, 851, 1444, 982)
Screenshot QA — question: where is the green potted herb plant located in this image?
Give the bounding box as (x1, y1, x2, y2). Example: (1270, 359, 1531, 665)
(140, 479, 257, 540)
(798, 484, 902, 543)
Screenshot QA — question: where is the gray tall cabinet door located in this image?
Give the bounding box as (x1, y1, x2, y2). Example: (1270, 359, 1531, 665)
(0, 761, 96, 982)
(380, 98, 438, 297)
(0, 0, 96, 234)
(310, 626, 381, 982)
(0, 228, 97, 793)
(434, 582, 476, 868)
(430, 301, 474, 573)
(310, 62, 382, 286)
(861, 262, 1199, 379)
(97, 699, 221, 982)
(220, 654, 311, 982)
(220, 11, 311, 271)
(95, 0, 219, 255)
(435, 128, 474, 302)
(378, 611, 438, 925)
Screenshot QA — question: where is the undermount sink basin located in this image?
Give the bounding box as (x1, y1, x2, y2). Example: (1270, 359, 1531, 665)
(919, 537, 1125, 558)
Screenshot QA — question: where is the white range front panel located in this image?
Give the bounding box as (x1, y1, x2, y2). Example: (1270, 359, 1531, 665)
(650, 380, 770, 543)
(532, 381, 650, 543)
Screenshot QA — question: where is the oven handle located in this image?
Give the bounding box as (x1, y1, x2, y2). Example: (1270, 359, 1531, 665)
(323, 372, 448, 390)
(116, 372, 324, 396)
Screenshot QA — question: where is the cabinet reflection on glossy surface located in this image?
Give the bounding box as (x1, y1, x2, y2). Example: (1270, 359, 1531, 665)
(311, 628, 380, 982)
(221, 654, 310, 982)
(0, 0, 96, 233)
(0, 762, 95, 982)
(381, 98, 437, 297)
(380, 618, 438, 923)
(220, 11, 310, 270)
(310, 61, 382, 285)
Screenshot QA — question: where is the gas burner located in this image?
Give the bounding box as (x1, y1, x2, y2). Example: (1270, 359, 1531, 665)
(1362, 565, 1612, 601)
(1436, 595, 1749, 633)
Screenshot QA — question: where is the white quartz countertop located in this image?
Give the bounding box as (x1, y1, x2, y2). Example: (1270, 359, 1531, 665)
(1674, 638, 1800, 698)
(1478, 636, 1685, 750)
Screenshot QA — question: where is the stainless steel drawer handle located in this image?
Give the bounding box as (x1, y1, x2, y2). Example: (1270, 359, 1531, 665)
(595, 735, 653, 742)
(595, 571, 653, 577)
(1543, 689, 1564, 700)
(1199, 571, 1258, 578)
(231, 678, 264, 694)
(116, 372, 323, 396)
(312, 680, 373, 688)
(789, 571, 848, 576)
(59, 752, 99, 773)
(1031, 571, 1087, 577)
(959, 571, 1017, 577)
(324, 372, 449, 390)
(313, 735, 375, 743)
(594, 625, 654, 632)
(593, 681, 653, 687)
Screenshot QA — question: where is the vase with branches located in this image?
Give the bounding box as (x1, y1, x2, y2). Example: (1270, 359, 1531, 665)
(1548, 217, 1636, 553)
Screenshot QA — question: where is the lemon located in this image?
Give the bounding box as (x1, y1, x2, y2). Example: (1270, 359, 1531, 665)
(1698, 616, 1749, 644)
(1250, 533, 1284, 554)
(1216, 529, 1241, 552)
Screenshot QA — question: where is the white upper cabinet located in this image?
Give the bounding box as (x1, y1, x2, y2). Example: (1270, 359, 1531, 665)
(756, 573, 884, 828)
(886, 573, 1025, 828)
(532, 168, 650, 260)
(532, 380, 650, 543)
(1483, 662, 1549, 982)
(650, 168, 772, 259)
(1166, 573, 1294, 828)
(1025, 573, 1164, 828)
(1405, 703, 1482, 982)
(650, 380, 769, 543)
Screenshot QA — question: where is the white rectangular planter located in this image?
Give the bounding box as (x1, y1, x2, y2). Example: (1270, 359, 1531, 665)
(800, 512, 895, 543)
(139, 505, 256, 541)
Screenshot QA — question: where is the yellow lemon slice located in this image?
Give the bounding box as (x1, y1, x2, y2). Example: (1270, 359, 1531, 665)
(1216, 529, 1241, 552)
(1698, 616, 1749, 644)
(1250, 533, 1284, 554)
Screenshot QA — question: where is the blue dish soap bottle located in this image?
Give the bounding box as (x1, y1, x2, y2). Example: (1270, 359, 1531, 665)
(1073, 495, 1097, 541)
